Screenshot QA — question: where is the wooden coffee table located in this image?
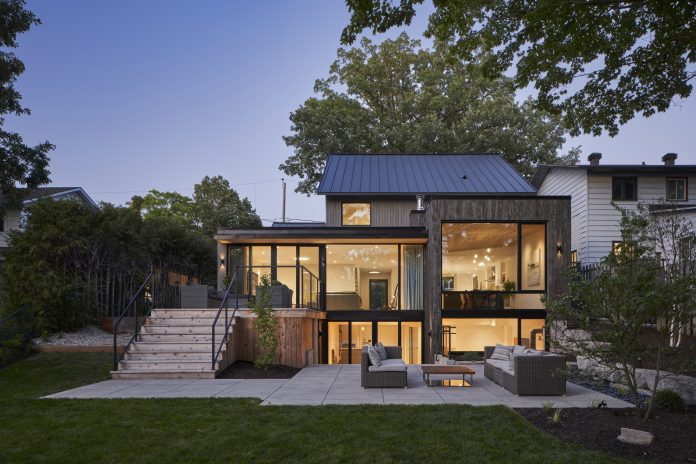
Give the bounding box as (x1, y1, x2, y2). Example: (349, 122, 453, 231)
(421, 365, 475, 387)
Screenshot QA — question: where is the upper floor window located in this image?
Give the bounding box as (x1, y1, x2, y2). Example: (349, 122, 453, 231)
(666, 177, 687, 201)
(342, 202, 370, 226)
(570, 250, 577, 264)
(612, 177, 637, 201)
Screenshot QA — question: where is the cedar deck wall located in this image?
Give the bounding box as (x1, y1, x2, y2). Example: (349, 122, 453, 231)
(232, 312, 322, 368)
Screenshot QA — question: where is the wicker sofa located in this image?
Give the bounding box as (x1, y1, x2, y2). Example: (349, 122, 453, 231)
(361, 346, 408, 388)
(484, 346, 566, 396)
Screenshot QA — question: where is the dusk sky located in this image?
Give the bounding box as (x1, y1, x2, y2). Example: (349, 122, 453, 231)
(9, 1, 696, 224)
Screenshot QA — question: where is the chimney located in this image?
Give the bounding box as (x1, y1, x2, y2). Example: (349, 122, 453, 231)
(587, 152, 602, 166)
(662, 153, 677, 166)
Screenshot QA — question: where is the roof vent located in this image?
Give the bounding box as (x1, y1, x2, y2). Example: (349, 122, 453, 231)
(416, 195, 425, 211)
(662, 153, 677, 166)
(588, 152, 602, 166)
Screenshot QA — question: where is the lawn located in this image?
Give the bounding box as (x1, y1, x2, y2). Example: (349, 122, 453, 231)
(0, 353, 629, 464)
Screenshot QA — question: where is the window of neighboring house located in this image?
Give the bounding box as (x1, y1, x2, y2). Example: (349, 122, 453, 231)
(612, 177, 637, 201)
(666, 177, 687, 201)
(341, 202, 371, 226)
(19, 211, 28, 230)
(570, 250, 577, 264)
(612, 241, 636, 256)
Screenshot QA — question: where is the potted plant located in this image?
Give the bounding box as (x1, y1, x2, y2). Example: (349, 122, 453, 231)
(501, 280, 516, 308)
(255, 275, 293, 308)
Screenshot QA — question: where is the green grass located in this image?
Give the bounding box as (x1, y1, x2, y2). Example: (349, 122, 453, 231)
(0, 353, 629, 464)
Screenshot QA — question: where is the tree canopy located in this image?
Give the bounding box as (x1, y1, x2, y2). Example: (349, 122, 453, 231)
(129, 175, 262, 235)
(281, 33, 578, 194)
(342, 0, 696, 137)
(0, 0, 54, 212)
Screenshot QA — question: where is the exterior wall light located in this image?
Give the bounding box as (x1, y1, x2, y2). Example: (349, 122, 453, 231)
(220, 257, 225, 267)
(556, 243, 563, 255)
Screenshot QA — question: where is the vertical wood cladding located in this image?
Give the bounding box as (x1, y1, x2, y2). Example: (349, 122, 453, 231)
(326, 198, 417, 227)
(422, 197, 571, 361)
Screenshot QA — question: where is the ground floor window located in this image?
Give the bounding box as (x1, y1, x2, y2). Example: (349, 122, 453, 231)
(327, 320, 422, 364)
(441, 318, 545, 354)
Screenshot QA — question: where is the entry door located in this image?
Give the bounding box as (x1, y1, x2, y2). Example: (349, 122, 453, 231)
(369, 279, 389, 310)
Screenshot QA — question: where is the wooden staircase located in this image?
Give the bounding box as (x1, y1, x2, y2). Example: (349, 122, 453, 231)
(111, 308, 235, 379)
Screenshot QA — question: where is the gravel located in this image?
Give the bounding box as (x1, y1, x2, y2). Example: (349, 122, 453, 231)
(32, 326, 130, 346)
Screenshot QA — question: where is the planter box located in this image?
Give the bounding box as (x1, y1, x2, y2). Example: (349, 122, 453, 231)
(255, 284, 293, 308)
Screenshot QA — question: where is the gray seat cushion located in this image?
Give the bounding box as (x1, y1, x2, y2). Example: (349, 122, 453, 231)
(381, 359, 405, 367)
(486, 359, 509, 370)
(368, 363, 408, 372)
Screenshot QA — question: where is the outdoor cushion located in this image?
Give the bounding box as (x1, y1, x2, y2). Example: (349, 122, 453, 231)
(367, 346, 382, 367)
(509, 346, 526, 368)
(489, 344, 513, 361)
(486, 359, 508, 370)
(368, 363, 408, 372)
(374, 342, 388, 360)
(381, 359, 406, 367)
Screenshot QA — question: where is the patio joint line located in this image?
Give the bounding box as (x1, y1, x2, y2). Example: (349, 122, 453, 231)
(262, 378, 291, 402)
(320, 365, 342, 405)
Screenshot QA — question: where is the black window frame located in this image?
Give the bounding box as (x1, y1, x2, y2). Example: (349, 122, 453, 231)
(666, 177, 688, 201)
(340, 201, 372, 226)
(612, 176, 638, 202)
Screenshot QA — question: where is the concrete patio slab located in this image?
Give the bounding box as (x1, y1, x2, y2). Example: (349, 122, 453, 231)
(45, 364, 634, 408)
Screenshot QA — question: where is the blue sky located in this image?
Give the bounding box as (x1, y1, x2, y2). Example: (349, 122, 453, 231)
(9, 1, 696, 223)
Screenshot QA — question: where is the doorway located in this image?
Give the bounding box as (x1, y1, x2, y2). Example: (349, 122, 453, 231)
(369, 279, 388, 310)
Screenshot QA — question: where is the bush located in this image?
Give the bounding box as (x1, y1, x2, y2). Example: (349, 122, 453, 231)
(653, 389, 685, 412)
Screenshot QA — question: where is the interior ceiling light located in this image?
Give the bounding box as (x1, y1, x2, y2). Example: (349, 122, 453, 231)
(369, 270, 380, 274)
(478, 262, 484, 267)
(486, 248, 491, 253)
(297, 257, 309, 261)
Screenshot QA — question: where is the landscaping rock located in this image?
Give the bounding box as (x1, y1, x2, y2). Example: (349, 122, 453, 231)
(617, 428, 654, 446)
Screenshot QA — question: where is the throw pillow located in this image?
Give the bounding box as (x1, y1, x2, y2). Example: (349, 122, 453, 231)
(490, 344, 513, 361)
(367, 346, 382, 367)
(374, 342, 388, 360)
(513, 345, 526, 355)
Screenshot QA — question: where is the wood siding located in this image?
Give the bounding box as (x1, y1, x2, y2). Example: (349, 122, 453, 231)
(325, 198, 417, 227)
(422, 197, 571, 361)
(537, 168, 589, 262)
(233, 312, 321, 368)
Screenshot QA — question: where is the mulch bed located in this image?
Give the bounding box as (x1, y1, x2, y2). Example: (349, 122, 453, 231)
(217, 361, 300, 379)
(517, 407, 696, 464)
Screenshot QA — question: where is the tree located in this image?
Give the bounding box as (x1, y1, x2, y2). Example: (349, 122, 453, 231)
(548, 203, 696, 419)
(342, 1, 696, 137)
(130, 190, 196, 227)
(281, 33, 578, 194)
(193, 175, 262, 237)
(0, 0, 54, 212)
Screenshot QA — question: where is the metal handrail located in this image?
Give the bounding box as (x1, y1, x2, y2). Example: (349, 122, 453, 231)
(113, 269, 154, 370)
(234, 264, 322, 310)
(211, 269, 239, 370)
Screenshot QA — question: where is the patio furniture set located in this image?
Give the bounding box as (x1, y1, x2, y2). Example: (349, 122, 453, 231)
(361, 344, 566, 395)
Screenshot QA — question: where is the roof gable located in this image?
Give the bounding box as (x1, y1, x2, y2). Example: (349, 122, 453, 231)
(317, 154, 536, 195)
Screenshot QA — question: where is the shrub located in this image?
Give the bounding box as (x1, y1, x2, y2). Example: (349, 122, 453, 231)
(653, 389, 685, 412)
(249, 275, 278, 370)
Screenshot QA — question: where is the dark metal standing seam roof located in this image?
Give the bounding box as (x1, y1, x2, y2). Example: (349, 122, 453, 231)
(316, 154, 537, 195)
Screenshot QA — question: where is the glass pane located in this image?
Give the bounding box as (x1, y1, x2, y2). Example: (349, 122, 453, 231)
(521, 224, 545, 291)
(249, 246, 271, 295)
(521, 319, 546, 350)
(401, 322, 421, 364)
(441, 318, 518, 353)
(328, 322, 349, 364)
(351, 322, 372, 363)
(276, 246, 297, 307)
(342, 203, 370, 225)
(377, 322, 398, 351)
(442, 223, 518, 292)
(326, 244, 398, 310)
(401, 245, 424, 310)
(226, 245, 247, 294)
(300, 247, 320, 308)
(508, 293, 545, 309)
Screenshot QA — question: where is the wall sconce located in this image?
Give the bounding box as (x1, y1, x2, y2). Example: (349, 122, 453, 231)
(220, 257, 225, 267)
(556, 243, 563, 255)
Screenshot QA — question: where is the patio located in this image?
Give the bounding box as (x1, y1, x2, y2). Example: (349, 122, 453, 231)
(46, 364, 632, 408)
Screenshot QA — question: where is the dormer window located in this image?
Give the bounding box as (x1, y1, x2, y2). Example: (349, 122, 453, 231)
(342, 202, 370, 226)
(612, 177, 637, 202)
(666, 177, 687, 201)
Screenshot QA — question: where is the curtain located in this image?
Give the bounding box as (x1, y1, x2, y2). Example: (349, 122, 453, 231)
(403, 245, 423, 310)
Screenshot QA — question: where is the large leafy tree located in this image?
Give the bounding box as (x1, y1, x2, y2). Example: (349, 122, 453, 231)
(193, 175, 262, 237)
(130, 190, 196, 226)
(281, 33, 578, 194)
(0, 0, 54, 211)
(342, 0, 696, 136)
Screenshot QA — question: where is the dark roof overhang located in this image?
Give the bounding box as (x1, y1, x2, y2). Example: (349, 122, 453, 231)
(215, 226, 428, 244)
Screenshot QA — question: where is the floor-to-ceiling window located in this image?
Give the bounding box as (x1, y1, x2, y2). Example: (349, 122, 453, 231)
(327, 320, 422, 364)
(276, 246, 297, 305)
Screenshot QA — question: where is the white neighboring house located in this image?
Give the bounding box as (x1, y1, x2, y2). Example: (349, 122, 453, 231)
(532, 153, 696, 265)
(0, 187, 99, 258)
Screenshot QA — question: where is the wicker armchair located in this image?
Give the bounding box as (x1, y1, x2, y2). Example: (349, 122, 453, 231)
(484, 346, 566, 396)
(361, 346, 408, 388)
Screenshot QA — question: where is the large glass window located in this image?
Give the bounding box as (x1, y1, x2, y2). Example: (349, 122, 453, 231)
(328, 322, 349, 364)
(521, 224, 545, 291)
(441, 318, 517, 353)
(299, 247, 320, 309)
(226, 245, 248, 294)
(401, 245, 424, 310)
(377, 322, 398, 347)
(351, 322, 372, 363)
(401, 322, 421, 364)
(326, 245, 398, 310)
(521, 319, 546, 350)
(276, 246, 297, 306)
(249, 246, 271, 295)
(342, 203, 371, 226)
(612, 177, 637, 201)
